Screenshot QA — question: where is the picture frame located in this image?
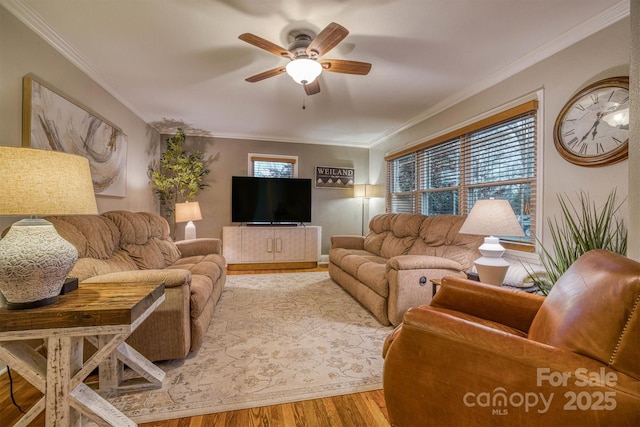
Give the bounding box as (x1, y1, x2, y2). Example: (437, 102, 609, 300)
(315, 166, 355, 189)
(22, 74, 128, 197)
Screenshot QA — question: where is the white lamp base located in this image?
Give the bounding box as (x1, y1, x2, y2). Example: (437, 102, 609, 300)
(474, 236, 510, 286)
(184, 221, 197, 240)
(0, 219, 78, 309)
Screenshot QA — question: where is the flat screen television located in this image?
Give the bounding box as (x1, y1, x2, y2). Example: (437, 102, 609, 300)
(231, 176, 312, 224)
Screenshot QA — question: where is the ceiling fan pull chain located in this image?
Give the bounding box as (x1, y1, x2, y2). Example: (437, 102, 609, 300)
(302, 90, 307, 110)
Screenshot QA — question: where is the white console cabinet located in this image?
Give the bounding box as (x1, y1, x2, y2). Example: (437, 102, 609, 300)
(223, 225, 321, 268)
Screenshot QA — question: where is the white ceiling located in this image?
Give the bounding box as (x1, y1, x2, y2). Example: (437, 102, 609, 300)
(2, 0, 629, 147)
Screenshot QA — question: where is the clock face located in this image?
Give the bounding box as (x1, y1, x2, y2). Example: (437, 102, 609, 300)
(554, 77, 629, 167)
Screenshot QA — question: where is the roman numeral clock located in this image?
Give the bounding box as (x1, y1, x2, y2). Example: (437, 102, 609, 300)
(554, 76, 629, 167)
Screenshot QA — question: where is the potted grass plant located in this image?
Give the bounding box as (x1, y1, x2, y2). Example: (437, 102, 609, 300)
(530, 189, 627, 295)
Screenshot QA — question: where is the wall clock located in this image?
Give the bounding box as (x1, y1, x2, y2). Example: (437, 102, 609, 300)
(554, 76, 629, 167)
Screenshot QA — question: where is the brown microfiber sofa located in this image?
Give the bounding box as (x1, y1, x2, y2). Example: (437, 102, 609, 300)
(329, 213, 482, 326)
(45, 210, 226, 362)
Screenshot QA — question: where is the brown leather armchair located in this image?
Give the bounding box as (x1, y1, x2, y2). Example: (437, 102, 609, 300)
(382, 249, 640, 426)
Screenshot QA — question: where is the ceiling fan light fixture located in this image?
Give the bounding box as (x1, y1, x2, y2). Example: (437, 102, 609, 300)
(286, 59, 322, 85)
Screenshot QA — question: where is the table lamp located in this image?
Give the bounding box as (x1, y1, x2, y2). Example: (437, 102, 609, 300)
(459, 198, 525, 286)
(0, 147, 98, 309)
(175, 201, 202, 240)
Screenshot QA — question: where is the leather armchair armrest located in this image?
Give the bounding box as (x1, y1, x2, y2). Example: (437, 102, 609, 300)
(175, 238, 222, 257)
(80, 269, 192, 288)
(432, 276, 545, 333)
(330, 235, 365, 250)
(387, 254, 463, 271)
(383, 305, 640, 426)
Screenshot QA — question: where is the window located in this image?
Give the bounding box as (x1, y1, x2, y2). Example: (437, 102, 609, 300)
(386, 100, 538, 249)
(249, 154, 298, 178)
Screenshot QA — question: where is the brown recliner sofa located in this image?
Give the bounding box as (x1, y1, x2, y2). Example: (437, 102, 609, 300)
(329, 213, 482, 326)
(382, 249, 640, 426)
(45, 211, 226, 362)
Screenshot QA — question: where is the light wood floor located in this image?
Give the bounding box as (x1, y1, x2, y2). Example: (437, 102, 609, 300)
(1, 265, 391, 426)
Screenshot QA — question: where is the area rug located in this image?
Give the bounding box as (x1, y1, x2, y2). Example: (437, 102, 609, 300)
(104, 272, 393, 423)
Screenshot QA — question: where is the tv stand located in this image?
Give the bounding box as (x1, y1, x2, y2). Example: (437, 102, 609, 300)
(245, 222, 305, 227)
(223, 225, 321, 270)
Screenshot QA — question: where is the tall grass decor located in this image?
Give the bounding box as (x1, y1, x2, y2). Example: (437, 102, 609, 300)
(532, 190, 627, 295)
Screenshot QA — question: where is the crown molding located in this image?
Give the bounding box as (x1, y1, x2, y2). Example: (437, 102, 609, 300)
(369, 0, 630, 148)
(1, 0, 148, 122)
(2, 0, 629, 148)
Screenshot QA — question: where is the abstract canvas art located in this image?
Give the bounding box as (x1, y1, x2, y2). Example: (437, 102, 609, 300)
(22, 75, 127, 197)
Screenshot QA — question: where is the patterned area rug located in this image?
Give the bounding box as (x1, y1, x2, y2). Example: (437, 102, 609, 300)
(104, 272, 393, 423)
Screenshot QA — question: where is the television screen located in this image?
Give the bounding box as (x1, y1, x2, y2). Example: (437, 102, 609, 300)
(232, 176, 312, 224)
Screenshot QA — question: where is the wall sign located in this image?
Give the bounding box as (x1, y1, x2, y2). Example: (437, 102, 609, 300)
(315, 166, 354, 189)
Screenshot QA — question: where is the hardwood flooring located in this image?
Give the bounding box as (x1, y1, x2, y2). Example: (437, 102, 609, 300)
(1, 265, 391, 426)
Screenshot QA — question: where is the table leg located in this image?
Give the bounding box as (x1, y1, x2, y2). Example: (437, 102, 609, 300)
(45, 336, 82, 427)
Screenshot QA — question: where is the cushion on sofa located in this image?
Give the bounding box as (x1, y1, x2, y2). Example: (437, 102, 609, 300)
(364, 231, 387, 255)
(103, 210, 181, 270)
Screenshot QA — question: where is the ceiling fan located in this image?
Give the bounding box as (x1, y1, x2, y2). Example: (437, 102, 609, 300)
(239, 22, 371, 96)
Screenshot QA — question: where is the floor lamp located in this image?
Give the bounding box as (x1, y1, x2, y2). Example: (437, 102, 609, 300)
(459, 199, 525, 286)
(354, 184, 384, 236)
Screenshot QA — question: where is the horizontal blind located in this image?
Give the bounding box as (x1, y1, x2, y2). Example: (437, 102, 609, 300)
(387, 153, 416, 213)
(386, 101, 538, 249)
(465, 111, 537, 244)
(250, 155, 297, 178)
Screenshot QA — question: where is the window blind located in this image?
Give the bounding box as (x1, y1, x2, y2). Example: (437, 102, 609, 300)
(250, 155, 297, 178)
(386, 100, 538, 249)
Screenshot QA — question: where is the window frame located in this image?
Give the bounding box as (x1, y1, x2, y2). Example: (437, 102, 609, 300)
(385, 100, 539, 252)
(248, 153, 299, 178)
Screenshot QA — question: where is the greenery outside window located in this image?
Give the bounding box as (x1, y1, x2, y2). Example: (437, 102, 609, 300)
(386, 100, 538, 250)
(249, 153, 298, 178)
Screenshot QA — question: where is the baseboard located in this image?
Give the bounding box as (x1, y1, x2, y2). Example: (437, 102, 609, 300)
(227, 261, 318, 271)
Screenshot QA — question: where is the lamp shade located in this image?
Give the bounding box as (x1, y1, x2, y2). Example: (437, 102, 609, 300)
(353, 184, 384, 199)
(459, 199, 524, 286)
(285, 59, 322, 84)
(175, 201, 202, 223)
(0, 147, 98, 308)
(0, 146, 98, 215)
(459, 199, 524, 237)
(365, 184, 384, 198)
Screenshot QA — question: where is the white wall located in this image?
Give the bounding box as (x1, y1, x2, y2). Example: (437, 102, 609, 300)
(0, 6, 160, 235)
(628, 0, 639, 260)
(371, 17, 633, 256)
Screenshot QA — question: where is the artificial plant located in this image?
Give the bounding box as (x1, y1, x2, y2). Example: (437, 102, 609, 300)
(530, 189, 627, 295)
(148, 128, 210, 220)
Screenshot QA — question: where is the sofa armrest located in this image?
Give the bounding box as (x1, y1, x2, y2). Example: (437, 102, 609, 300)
(80, 269, 192, 289)
(431, 276, 545, 333)
(175, 238, 222, 257)
(387, 254, 463, 271)
(330, 235, 365, 250)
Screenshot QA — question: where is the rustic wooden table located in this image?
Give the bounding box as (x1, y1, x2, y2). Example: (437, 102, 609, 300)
(0, 283, 165, 427)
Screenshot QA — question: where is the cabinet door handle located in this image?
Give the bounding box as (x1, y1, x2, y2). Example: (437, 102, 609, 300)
(276, 238, 282, 253)
(267, 238, 273, 253)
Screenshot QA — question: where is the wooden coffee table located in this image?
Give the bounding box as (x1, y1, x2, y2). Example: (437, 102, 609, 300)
(0, 283, 165, 427)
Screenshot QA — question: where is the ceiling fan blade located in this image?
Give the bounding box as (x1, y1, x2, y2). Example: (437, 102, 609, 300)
(320, 59, 372, 75)
(306, 22, 349, 58)
(304, 80, 321, 96)
(239, 33, 293, 59)
(245, 66, 287, 82)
